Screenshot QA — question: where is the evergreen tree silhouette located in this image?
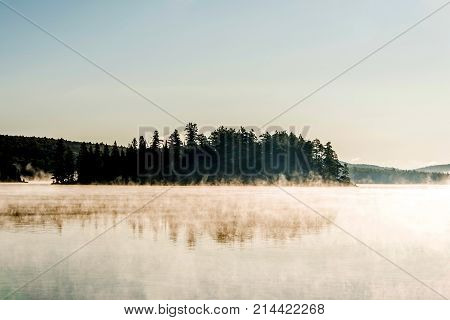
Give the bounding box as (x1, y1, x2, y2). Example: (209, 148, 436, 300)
(126, 138, 138, 182)
(138, 136, 147, 179)
(168, 129, 182, 182)
(311, 139, 324, 179)
(184, 123, 199, 181)
(185, 123, 198, 147)
(323, 142, 340, 181)
(150, 131, 161, 181)
(151, 130, 161, 149)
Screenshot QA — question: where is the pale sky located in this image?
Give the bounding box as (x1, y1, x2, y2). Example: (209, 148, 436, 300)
(1, 0, 449, 169)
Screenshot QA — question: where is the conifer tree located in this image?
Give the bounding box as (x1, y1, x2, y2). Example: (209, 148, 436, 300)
(149, 131, 162, 181)
(138, 136, 147, 179)
(126, 138, 138, 182)
(323, 142, 340, 181)
(185, 123, 198, 147)
(168, 130, 182, 181)
(311, 139, 324, 178)
(151, 130, 161, 150)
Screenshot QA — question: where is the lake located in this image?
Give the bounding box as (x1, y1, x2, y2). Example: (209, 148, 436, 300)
(0, 183, 449, 299)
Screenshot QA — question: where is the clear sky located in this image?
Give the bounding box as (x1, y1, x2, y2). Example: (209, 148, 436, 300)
(1, 0, 449, 169)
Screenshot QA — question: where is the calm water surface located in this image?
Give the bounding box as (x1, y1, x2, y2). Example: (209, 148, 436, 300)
(0, 184, 449, 299)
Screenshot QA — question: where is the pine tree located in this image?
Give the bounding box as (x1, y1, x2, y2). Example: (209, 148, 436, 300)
(138, 136, 147, 180)
(323, 142, 340, 181)
(185, 123, 198, 147)
(149, 131, 162, 181)
(169, 130, 182, 150)
(184, 124, 199, 180)
(168, 130, 182, 180)
(311, 139, 324, 178)
(151, 130, 161, 150)
(126, 138, 138, 182)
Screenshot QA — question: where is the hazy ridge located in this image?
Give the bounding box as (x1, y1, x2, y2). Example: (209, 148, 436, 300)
(416, 164, 450, 173)
(345, 163, 449, 184)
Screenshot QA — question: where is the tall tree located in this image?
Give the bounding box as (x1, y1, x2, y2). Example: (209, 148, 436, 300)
(151, 130, 161, 150)
(126, 138, 138, 182)
(311, 139, 324, 178)
(138, 136, 147, 179)
(168, 129, 183, 181)
(149, 131, 162, 181)
(185, 123, 198, 147)
(323, 142, 340, 181)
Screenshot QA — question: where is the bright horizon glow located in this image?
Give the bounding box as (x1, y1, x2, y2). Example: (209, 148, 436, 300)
(1, 0, 449, 170)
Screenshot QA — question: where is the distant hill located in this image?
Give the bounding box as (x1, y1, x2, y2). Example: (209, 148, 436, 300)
(0, 135, 117, 181)
(416, 164, 450, 173)
(345, 163, 449, 184)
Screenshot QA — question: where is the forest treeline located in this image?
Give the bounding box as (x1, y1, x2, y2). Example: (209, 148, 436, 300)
(2, 127, 449, 184)
(58, 123, 350, 184)
(1, 124, 351, 185)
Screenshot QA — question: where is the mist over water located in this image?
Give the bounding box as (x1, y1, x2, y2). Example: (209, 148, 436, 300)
(0, 184, 449, 299)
